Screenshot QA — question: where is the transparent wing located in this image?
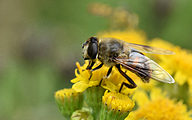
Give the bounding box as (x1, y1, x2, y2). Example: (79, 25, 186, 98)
(127, 42, 174, 55)
(113, 52, 175, 83)
(146, 59, 175, 83)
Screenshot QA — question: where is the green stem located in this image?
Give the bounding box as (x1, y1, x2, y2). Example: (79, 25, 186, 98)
(85, 86, 105, 120)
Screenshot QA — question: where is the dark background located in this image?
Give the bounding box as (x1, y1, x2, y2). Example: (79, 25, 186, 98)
(0, 0, 191, 119)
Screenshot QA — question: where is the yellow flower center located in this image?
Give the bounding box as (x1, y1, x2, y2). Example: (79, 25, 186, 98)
(55, 88, 79, 101)
(133, 98, 191, 120)
(102, 90, 135, 113)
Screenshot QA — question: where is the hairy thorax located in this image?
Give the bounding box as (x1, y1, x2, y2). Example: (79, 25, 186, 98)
(98, 39, 129, 67)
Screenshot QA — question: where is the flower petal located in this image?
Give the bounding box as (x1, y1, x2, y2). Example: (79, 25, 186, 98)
(150, 88, 166, 101)
(72, 81, 89, 92)
(71, 77, 82, 83)
(132, 90, 149, 107)
(101, 79, 117, 92)
(174, 70, 187, 86)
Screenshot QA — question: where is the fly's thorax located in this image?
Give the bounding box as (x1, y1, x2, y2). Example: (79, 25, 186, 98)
(98, 38, 131, 57)
(98, 50, 116, 67)
(98, 38, 124, 67)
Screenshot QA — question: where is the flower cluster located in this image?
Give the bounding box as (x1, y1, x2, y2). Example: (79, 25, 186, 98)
(149, 38, 192, 107)
(55, 2, 192, 120)
(127, 88, 192, 120)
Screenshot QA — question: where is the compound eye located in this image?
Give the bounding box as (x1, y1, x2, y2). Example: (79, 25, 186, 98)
(88, 41, 98, 59)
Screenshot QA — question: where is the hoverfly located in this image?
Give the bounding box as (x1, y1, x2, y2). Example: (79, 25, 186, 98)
(82, 37, 175, 92)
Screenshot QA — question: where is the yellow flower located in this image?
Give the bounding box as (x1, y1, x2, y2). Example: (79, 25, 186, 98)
(100, 90, 135, 120)
(71, 60, 140, 95)
(55, 88, 79, 99)
(126, 88, 192, 120)
(54, 88, 84, 118)
(97, 29, 147, 44)
(102, 90, 135, 112)
(71, 61, 110, 92)
(149, 38, 192, 107)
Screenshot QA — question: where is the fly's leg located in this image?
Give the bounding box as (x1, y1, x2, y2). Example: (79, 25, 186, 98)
(86, 60, 95, 70)
(86, 61, 95, 80)
(119, 82, 136, 93)
(87, 62, 104, 81)
(91, 62, 104, 71)
(106, 67, 113, 78)
(98, 66, 113, 86)
(88, 72, 93, 80)
(98, 78, 103, 86)
(115, 64, 137, 92)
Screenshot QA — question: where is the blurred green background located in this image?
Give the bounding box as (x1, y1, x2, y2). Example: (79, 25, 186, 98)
(0, 0, 192, 119)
